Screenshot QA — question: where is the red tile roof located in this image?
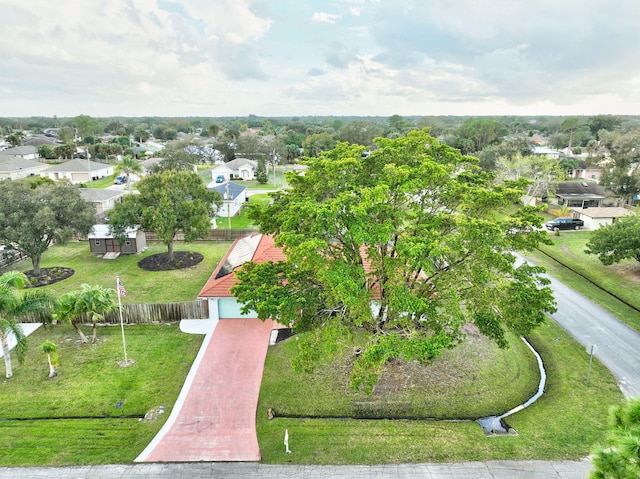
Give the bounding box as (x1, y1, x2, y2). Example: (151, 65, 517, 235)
(198, 234, 285, 298)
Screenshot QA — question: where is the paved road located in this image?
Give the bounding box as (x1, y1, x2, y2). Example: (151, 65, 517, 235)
(0, 460, 592, 478)
(546, 269, 640, 398)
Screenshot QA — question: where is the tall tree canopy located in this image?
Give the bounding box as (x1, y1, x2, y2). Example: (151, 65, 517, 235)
(232, 130, 555, 392)
(0, 181, 95, 276)
(108, 170, 220, 261)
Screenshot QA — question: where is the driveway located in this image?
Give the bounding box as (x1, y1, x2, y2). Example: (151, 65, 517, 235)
(136, 317, 279, 462)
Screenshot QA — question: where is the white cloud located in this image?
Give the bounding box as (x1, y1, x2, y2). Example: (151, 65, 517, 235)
(311, 12, 341, 24)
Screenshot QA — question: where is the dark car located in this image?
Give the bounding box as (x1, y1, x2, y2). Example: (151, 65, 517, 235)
(545, 217, 584, 231)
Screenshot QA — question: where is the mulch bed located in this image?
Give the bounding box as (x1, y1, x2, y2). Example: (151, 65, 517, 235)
(24, 267, 75, 288)
(138, 251, 204, 271)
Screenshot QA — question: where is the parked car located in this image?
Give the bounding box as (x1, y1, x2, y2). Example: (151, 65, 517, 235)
(215, 175, 225, 183)
(545, 217, 584, 231)
(114, 175, 127, 185)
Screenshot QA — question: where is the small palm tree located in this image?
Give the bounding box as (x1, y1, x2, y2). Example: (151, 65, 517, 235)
(54, 284, 116, 343)
(39, 340, 58, 378)
(0, 271, 54, 378)
(115, 155, 143, 193)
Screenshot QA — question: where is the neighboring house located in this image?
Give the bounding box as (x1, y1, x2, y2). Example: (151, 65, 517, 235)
(87, 224, 147, 256)
(139, 156, 163, 176)
(0, 145, 39, 160)
(0, 156, 49, 180)
(207, 180, 247, 218)
(533, 146, 561, 158)
(554, 181, 608, 208)
(198, 234, 285, 319)
(211, 158, 257, 180)
(42, 158, 113, 183)
(572, 207, 634, 230)
(567, 161, 603, 182)
(79, 188, 126, 222)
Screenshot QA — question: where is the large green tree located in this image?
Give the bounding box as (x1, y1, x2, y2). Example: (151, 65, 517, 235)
(108, 170, 220, 261)
(585, 212, 640, 265)
(455, 118, 508, 154)
(590, 397, 640, 479)
(0, 271, 54, 378)
(0, 181, 96, 277)
(598, 130, 640, 206)
(232, 130, 555, 392)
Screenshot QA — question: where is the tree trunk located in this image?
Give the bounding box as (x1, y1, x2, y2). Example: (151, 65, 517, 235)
(47, 353, 57, 378)
(92, 321, 97, 343)
(32, 255, 42, 277)
(72, 321, 89, 343)
(1, 335, 13, 379)
(167, 240, 174, 262)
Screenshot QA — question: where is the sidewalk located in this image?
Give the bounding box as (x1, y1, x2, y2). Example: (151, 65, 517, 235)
(0, 459, 592, 478)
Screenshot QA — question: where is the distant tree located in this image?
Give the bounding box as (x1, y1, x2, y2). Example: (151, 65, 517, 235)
(589, 397, 640, 479)
(37, 144, 57, 159)
(302, 133, 336, 157)
(336, 120, 384, 147)
(108, 171, 220, 261)
(456, 118, 508, 154)
(115, 156, 143, 192)
(39, 340, 58, 378)
(0, 271, 54, 378)
(587, 115, 622, 136)
(255, 158, 268, 184)
(0, 181, 95, 277)
(5, 132, 24, 147)
(135, 126, 150, 144)
(559, 117, 586, 150)
(599, 130, 640, 205)
(232, 130, 555, 392)
(477, 138, 534, 171)
(73, 115, 101, 140)
(585, 213, 640, 265)
(416, 116, 447, 137)
(386, 114, 414, 137)
(54, 143, 76, 159)
(208, 123, 220, 137)
(56, 126, 75, 143)
(493, 153, 567, 199)
(54, 284, 116, 343)
(150, 150, 198, 173)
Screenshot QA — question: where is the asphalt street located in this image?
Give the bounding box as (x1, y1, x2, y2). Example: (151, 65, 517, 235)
(539, 260, 640, 398)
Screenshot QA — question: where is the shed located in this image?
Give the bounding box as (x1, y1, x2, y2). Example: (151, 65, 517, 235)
(572, 207, 634, 230)
(87, 224, 146, 255)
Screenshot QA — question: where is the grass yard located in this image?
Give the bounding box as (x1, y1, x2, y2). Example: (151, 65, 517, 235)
(0, 323, 203, 466)
(257, 320, 623, 464)
(523, 231, 640, 332)
(2, 240, 232, 303)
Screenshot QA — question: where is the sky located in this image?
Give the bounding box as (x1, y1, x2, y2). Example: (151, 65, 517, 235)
(2, 0, 640, 118)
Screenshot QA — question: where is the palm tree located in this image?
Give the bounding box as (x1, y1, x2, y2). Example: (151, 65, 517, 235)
(115, 155, 143, 193)
(39, 340, 58, 378)
(0, 271, 54, 378)
(54, 284, 116, 343)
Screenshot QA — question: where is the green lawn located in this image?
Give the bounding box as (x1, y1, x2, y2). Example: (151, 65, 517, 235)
(257, 320, 623, 464)
(0, 323, 203, 466)
(2, 240, 232, 303)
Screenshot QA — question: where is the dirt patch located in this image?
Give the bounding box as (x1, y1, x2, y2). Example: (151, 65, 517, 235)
(138, 251, 204, 271)
(24, 267, 75, 288)
(609, 263, 640, 285)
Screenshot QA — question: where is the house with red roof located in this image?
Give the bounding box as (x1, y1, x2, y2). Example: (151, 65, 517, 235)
(198, 234, 285, 320)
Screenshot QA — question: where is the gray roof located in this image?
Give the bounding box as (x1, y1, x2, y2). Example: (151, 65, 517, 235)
(23, 136, 58, 146)
(555, 181, 607, 198)
(225, 157, 257, 169)
(207, 181, 247, 200)
(0, 145, 38, 156)
(45, 158, 112, 173)
(79, 188, 125, 203)
(0, 156, 48, 171)
(88, 224, 140, 239)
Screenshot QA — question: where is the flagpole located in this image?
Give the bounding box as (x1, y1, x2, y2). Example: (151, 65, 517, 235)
(116, 276, 128, 363)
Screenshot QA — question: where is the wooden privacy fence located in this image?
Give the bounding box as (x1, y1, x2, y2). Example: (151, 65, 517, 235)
(144, 228, 258, 242)
(21, 299, 210, 325)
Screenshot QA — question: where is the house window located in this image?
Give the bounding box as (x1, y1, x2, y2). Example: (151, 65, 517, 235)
(94, 240, 101, 246)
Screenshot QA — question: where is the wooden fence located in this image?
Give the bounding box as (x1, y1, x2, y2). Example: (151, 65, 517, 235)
(143, 228, 259, 242)
(21, 299, 210, 325)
